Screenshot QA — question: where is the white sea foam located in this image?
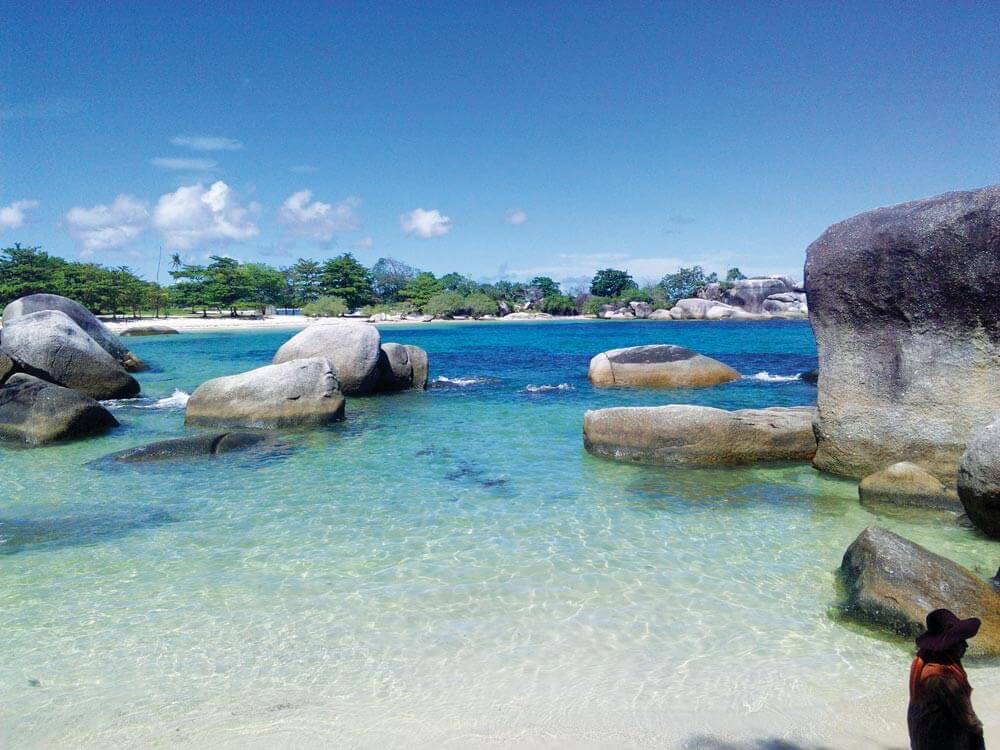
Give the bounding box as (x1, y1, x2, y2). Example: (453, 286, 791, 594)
(524, 383, 574, 393)
(746, 371, 801, 382)
(102, 389, 190, 410)
(433, 376, 490, 386)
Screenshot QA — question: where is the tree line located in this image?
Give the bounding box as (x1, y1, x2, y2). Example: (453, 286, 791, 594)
(0, 243, 745, 319)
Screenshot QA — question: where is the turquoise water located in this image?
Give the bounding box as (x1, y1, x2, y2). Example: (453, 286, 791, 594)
(2, 320, 997, 748)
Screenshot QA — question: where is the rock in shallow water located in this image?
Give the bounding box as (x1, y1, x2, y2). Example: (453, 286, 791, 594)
(104, 432, 278, 462)
(839, 526, 1000, 657)
(2, 293, 147, 371)
(588, 345, 739, 389)
(858, 461, 960, 511)
(1, 310, 140, 400)
(583, 404, 817, 465)
(805, 185, 1000, 481)
(120, 325, 179, 336)
(273, 321, 381, 395)
(0, 373, 118, 445)
(186, 358, 345, 429)
(958, 418, 1000, 539)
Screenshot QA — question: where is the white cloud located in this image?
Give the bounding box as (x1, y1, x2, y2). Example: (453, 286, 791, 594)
(0, 199, 39, 230)
(65, 195, 149, 253)
(151, 157, 218, 171)
(153, 181, 259, 250)
(400, 207, 452, 239)
(505, 209, 527, 225)
(355, 236, 374, 249)
(170, 135, 244, 151)
(278, 190, 360, 243)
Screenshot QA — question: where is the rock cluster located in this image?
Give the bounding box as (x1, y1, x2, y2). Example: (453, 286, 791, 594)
(588, 345, 739, 388)
(805, 185, 1000, 481)
(185, 320, 429, 430)
(840, 526, 1000, 657)
(0, 294, 141, 445)
(583, 404, 817, 466)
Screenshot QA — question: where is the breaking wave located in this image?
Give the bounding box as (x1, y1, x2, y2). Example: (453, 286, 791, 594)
(745, 371, 801, 382)
(524, 383, 574, 393)
(103, 389, 190, 410)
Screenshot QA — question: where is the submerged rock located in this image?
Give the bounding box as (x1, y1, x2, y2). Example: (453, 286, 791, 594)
(2, 293, 147, 371)
(1, 310, 140, 400)
(0, 374, 118, 445)
(839, 526, 1000, 657)
(805, 185, 1000, 480)
(273, 320, 381, 395)
(186, 358, 345, 429)
(588, 344, 739, 389)
(120, 325, 179, 336)
(958, 418, 1000, 538)
(858, 462, 960, 511)
(104, 432, 277, 463)
(583, 404, 817, 465)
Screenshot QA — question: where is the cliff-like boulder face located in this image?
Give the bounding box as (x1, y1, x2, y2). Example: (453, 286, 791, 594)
(375, 343, 430, 392)
(1, 310, 140, 400)
(588, 345, 739, 388)
(840, 526, 1000, 657)
(805, 185, 1000, 480)
(583, 404, 817, 466)
(3, 293, 147, 371)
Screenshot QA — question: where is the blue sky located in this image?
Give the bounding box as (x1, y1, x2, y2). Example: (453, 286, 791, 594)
(1, 1, 997, 287)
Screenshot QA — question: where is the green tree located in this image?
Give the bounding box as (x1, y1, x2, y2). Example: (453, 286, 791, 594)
(370, 257, 418, 302)
(302, 296, 348, 317)
(400, 272, 443, 310)
(244, 263, 290, 313)
(726, 267, 747, 282)
(529, 276, 561, 297)
(657, 266, 716, 305)
(319, 253, 375, 310)
(539, 294, 576, 315)
(463, 291, 498, 317)
(203, 256, 253, 316)
(590, 268, 636, 298)
(424, 291, 467, 318)
(287, 258, 324, 305)
(439, 272, 477, 296)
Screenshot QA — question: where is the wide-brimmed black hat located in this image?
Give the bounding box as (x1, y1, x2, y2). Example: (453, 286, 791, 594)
(916, 608, 981, 652)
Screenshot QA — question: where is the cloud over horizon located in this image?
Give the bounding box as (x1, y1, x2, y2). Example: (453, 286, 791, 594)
(151, 157, 218, 171)
(400, 208, 452, 238)
(278, 190, 361, 243)
(65, 195, 149, 254)
(153, 181, 259, 250)
(0, 199, 40, 230)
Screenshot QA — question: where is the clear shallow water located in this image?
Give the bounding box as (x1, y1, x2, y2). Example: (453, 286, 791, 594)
(1, 320, 997, 748)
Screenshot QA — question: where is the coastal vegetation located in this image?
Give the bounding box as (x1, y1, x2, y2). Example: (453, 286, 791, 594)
(0, 243, 750, 320)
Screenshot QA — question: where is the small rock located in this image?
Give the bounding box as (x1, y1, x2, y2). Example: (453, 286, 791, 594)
(120, 326, 179, 336)
(104, 432, 277, 462)
(858, 462, 960, 511)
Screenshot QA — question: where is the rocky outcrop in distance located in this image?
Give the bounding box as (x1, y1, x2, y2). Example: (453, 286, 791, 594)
(805, 185, 1000, 481)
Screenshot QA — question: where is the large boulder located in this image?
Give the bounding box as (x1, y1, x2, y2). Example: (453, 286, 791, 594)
(724, 277, 795, 313)
(629, 301, 652, 319)
(839, 526, 1000, 657)
(648, 309, 673, 320)
(1, 310, 140, 400)
(273, 321, 381, 394)
(102, 432, 277, 463)
(583, 404, 817, 465)
(0, 350, 16, 384)
(0, 373, 118, 445)
(2, 293, 147, 371)
(186, 358, 345, 429)
(858, 461, 960, 511)
(805, 186, 1000, 480)
(957, 418, 1000, 538)
(375, 343, 429, 392)
(405, 345, 429, 390)
(667, 298, 716, 320)
(588, 345, 739, 389)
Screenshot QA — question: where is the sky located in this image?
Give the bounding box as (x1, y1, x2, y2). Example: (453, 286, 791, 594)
(1, 1, 997, 288)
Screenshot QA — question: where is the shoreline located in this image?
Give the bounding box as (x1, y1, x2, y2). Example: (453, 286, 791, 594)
(98, 313, 808, 334)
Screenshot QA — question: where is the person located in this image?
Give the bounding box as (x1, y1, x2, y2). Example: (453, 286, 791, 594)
(908, 608, 985, 750)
